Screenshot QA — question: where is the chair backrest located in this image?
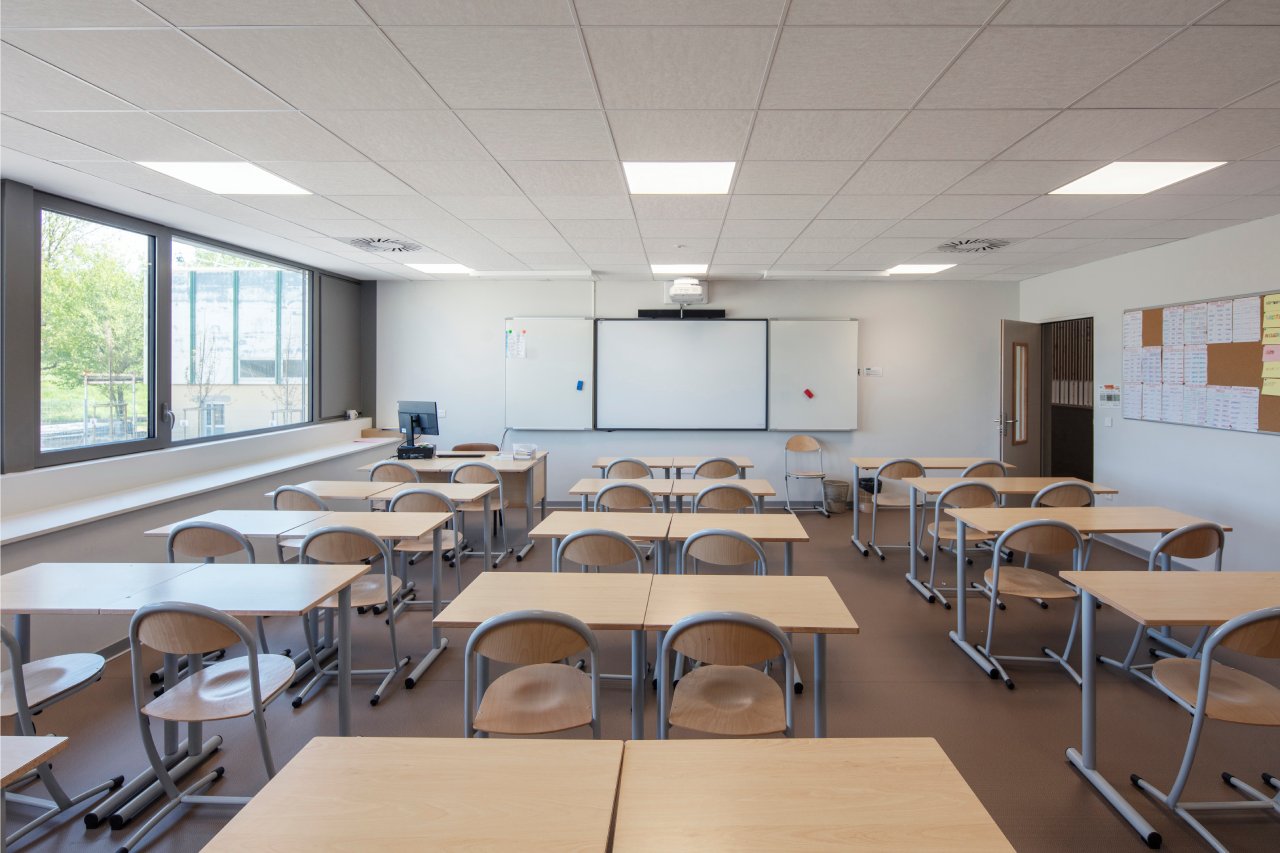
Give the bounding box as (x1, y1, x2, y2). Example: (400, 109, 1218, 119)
(131, 604, 245, 656)
(453, 442, 498, 451)
(451, 461, 500, 485)
(1031, 481, 1095, 508)
(299, 525, 391, 566)
(877, 458, 925, 481)
(682, 528, 767, 569)
(938, 481, 999, 510)
(994, 518, 1085, 559)
(167, 521, 255, 563)
(272, 485, 329, 511)
(785, 434, 821, 453)
(594, 482, 657, 512)
(466, 610, 596, 665)
(692, 482, 758, 513)
(553, 529, 645, 573)
(388, 487, 456, 516)
(1149, 522, 1226, 568)
(694, 457, 741, 479)
(1212, 607, 1280, 659)
(961, 459, 1008, 477)
(370, 460, 419, 483)
(604, 457, 653, 479)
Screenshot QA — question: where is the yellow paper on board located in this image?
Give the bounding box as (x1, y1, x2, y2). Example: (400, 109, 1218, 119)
(1266, 293, 1280, 311)
(1264, 362, 1280, 379)
(1265, 293, 1280, 327)
(1266, 327, 1280, 344)
(1263, 377, 1280, 396)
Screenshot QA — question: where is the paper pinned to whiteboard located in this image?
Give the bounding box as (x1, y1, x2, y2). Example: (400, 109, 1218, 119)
(1123, 383, 1142, 419)
(1232, 296, 1261, 342)
(1122, 311, 1143, 349)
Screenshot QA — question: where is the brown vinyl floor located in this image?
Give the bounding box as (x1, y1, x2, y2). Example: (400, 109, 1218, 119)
(4, 509, 1277, 852)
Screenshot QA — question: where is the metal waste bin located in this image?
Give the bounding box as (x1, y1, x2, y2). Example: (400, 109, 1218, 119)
(823, 479, 851, 514)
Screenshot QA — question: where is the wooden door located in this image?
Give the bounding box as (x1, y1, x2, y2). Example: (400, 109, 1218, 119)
(1000, 320, 1042, 475)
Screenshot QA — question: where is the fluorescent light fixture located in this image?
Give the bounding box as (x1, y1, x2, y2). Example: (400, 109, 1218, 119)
(1050, 161, 1226, 195)
(405, 263, 473, 274)
(136, 162, 309, 194)
(886, 264, 956, 275)
(651, 263, 708, 275)
(624, 162, 735, 194)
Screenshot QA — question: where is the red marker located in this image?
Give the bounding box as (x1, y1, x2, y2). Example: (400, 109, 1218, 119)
(804, 388, 814, 399)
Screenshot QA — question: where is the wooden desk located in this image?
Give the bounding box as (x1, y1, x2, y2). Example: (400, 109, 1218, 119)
(667, 512, 809, 576)
(592, 455, 676, 477)
(436, 572, 654, 740)
(669, 455, 754, 478)
(1, 736, 69, 787)
(667, 478, 776, 512)
(644, 575, 855, 737)
(372, 482, 500, 569)
(900, 477, 1117, 603)
(143, 510, 329, 540)
(569, 477, 675, 511)
(204, 737, 623, 852)
(530, 510, 673, 574)
(943, 506, 1233, 681)
(1064, 571, 1280, 847)
(267, 480, 394, 501)
(613, 738, 1013, 852)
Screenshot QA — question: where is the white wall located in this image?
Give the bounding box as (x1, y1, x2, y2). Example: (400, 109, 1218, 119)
(1020, 214, 1280, 573)
(377, 277, 1019, 499)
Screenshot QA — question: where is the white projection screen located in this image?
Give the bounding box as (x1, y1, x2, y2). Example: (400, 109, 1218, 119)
(595, 319, 768, 429)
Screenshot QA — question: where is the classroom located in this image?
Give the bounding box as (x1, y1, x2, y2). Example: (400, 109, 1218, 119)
(2, 2, 1280, 851)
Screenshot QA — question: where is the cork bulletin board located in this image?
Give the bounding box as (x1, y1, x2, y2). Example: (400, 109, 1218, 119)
(1121, 290, 1280, 435)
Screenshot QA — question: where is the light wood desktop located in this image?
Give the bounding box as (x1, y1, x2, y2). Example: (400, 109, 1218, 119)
(666, 478, 776, 512)
(267, 480, 395, 501)
(666, 512, 808, 576)
(143, 510, 328, 539)
(592, 456, 676, 476)
(0, 563, 200, 621)
(569, 477, 676, 511)
(612, 738, 1013, 852)
(530, 510, 673, 574)
(203, 737, 623, 852)
(590, 456, 755, 478)
(644, 575, 855, 737)
(97, 563, 368, 618)
(1, 736, 70, 788)
(1063, 570, 1280, 847)
(281, 510, 450, 542)
(670, 455, 754, 477)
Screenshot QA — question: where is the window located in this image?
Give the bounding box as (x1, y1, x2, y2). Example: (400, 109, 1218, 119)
(39, 211, 153, 453)
(1012, 341, 1029, 445)
(170, 240, 311, 441)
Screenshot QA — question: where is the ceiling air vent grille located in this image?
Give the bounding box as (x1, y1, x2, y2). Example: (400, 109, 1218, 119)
(935, 238, 1012, 253)
(348, 237, 424, 253)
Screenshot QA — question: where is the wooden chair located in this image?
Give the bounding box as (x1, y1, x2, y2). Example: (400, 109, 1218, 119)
(593, 483, 657, 561)
(693, 457, 742, 479)
(270, 485, 330, 562)
(678, 528, 767, 577)
(1131, 606, 1280, 852)
(979, 519, 1086, 689)
(960, 459, 1009, 477)
(464, 610, 601, 738)
(451, 461, 512, 568)
(923, 481, 1000, 610)
(118, 602, 293, 853)
(292, 526, 408, 708)
(692, 482, 759, 514)
(657, 611, 794, 739)
(453, 442, 498, 452)
(1100, 523, 1226, 682)
(387, 488, 465, 604)
(783, 434, 827, 516)
(369, 460, 419, 511)
(1, 628, 121, 849)
(552, 528, 646, 574)
(863, 458, 927, 561)
(604, 457, 654, 479)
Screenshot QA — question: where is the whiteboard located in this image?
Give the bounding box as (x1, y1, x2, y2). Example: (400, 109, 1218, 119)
(504, 317, 593, 429)
(595, 319, 767, 429)
(768, 319, 858, 430)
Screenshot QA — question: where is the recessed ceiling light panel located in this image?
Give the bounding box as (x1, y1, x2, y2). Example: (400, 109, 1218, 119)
(624, 162, 735, 195)
(651, 263, 708, 275)
(1050, 161, 1226, 195)
(136, 162, 309, 194)
(886, 264, 956, 274)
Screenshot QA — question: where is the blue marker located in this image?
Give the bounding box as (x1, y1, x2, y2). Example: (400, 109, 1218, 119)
(576, 380, 584, 391)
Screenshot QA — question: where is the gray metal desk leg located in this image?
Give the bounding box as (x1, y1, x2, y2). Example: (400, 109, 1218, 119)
(905, 486, 933, 602)
(483, 494, 493, 569)
(655, 538, 664, 575)
(581, 495, 588, 511)
(756, 495, 765, 512)
(631, 630, 645, 740)
(1067, 591, 1161, 848)
(14, 613, 31, 663)
(406, 529, 449, 688)
(550, 537, 560, 569)
(739, 469, 747, 479)
(516, 466, 536, 561)
(851, 464, 868, 555)
(784, 542, 793, 577)
(338, 586, 352, 735)
(813, 634, 827, 737)
(662, 494, 671, 513)
(949, 522, 997, 676)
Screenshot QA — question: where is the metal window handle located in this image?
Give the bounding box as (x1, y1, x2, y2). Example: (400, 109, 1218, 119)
(161, 403, 176, 429)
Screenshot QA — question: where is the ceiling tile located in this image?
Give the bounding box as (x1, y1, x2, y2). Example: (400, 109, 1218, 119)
(503, 161, 627, 196)
(719, 219, 808, 238)
(6, 110, 236, 161)
(383, 161, 521, 195)
(1196, 0, 1280, 26)
(1153, 160, 1280, 195)
(709, 265, 767, 277)
(630, 195, 730, 219)
(833, 252, 909, 267)
(993, 0, 1217, 25)
(959, 219, 1069, 238)
(998, 108, 1211, 160)
(1231, 83, 1280, 109)
(733, 161, 858, 194)
(1004, 238, 1100, 253)
(1079, 27, 1280, 108)
(1126, 219, 1244, 239)
(873, 110, 1055, 160)
(362, 0, 574, 25)
(427, 195, 543, 219)
(946, 161, 1104, 194)
(237, 194, 357, 219)
(488, 236, 573, 253)
(786, 0, 1003, 25)
(713, 252, 783, 264)
(726, 195, 829, 219)
(583, 26, 775, 109)
(763, 27, 973, 109)
(786, 238, 868, 253)
(920, 26, 1174, 109)
(1040, 219, 1158, 238)
(260, 162, 415, 195)
(818, 195, 931, 218)
(0, 44, 133, 111)
(839, 161, 981, 195)
(387, 26, 596, 108)
(464, 219, 559, 238)
(575, 0, 785, 25)
(58, 160, 221, 199)
(578, 252, 649, 265)
(859, 236, 950, 253)
(644, 237, 717, 253)
(1087, 194, 1231, 219)
(637, 219, 724, 238)
(516, 253, 591, 269)
(326, 195, 456, 220)
(293, 218, 407, 240)
(607, 110, 753, 160)
(139, 0, 371, 25)
(529, 195, 636, 219)
(1070, 237, 1175, 253)
(566, 236, 644, 254)
(880, 219, 986, 238)
(716, 237, 795, 252)
(192, 27, 446, 109)
(3, 29, 286, 110)
(1, 0, 164, 27)
(799, 219, 896, 238)
(907, 195, 1034, 219)
(746, 110, 902, 160)
(1126, 109, 1280, 160)
(1250, 146, 1280, 160)
(458, 110, 615, 160)
(997, 195, 1125, 219)
(305, 110, 490, 161)
(556, 219, 642, 239)
(380, 218, 485, 242)
(1, 115, 114, 159)
(1182, 194, 1280, 219)
(775, 252, 847, 265)
(158, 111, 365, 162)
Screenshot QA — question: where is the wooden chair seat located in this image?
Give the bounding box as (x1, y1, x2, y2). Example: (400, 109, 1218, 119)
(1, 653, 105, 717)
(668, 664, 786, 736)
(319, 574, 403, 609)
(927, 521, 995, 542)
(788, 470, 825, 479)
(457, 498, 508, 513)
(1154, 659, 1280, 726)
(142, 654, 295, 722)
(872, 493, 919, 508)
(982, 566, 1077, 600)
(472, 663, 593, 735)
(393, 529, 463, 553)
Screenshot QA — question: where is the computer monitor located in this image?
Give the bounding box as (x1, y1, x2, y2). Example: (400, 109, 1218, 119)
(397, 400, 438, 447)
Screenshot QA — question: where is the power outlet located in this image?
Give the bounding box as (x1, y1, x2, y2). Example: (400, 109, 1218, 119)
(438, 406, 447, 418)
(1101, 492, 1115, 502)
(1103, 417, 1113, 427)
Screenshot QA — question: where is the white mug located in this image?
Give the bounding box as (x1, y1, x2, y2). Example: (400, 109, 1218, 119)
(345, 409, 359, 420)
